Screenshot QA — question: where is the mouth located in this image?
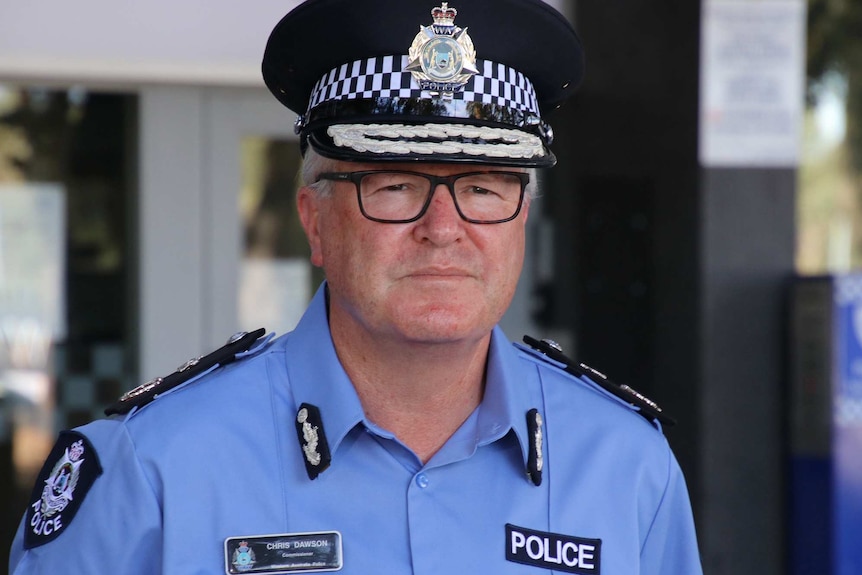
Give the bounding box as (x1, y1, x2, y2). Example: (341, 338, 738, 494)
(406, 267, 475, 280)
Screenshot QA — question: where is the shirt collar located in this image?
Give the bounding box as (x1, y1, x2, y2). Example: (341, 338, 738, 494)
(283, 282, 536, 470)
(283, 284, 367, 456)
(479, 326, 535, 468)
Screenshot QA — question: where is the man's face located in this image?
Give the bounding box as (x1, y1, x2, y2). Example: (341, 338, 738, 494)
(297, 160, 530, 346)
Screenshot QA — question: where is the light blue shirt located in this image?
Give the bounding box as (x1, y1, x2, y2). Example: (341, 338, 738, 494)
(10, 285, 702, 574)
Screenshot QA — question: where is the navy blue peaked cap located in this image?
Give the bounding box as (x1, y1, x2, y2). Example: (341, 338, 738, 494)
(262, 0, 584, 166)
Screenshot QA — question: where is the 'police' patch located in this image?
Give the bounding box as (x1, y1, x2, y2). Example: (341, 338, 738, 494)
(506, 524, 602, 574)
(24, 431, 102, 549)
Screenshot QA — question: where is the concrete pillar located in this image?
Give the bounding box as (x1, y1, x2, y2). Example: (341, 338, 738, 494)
(538, 1, 794, 572)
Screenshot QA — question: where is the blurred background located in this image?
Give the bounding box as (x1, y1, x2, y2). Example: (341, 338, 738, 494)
(0, 0, 859, 573)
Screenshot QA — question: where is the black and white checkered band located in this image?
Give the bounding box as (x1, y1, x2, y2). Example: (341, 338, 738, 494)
(307, 55, 541, 118)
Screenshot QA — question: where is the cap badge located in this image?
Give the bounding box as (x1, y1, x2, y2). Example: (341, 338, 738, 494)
(405, 3, 478, 97)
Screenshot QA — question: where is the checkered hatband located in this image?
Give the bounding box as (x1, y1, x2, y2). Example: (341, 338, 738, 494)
(299, 53, 555, 165)
(307, 55, 541, 118)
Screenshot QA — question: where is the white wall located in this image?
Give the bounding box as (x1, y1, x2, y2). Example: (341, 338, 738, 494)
(0, 0, 300, 86)
(0, 0, 571, 86)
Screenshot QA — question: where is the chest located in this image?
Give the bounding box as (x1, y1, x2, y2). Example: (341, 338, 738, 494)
(155, 427, 645, 574)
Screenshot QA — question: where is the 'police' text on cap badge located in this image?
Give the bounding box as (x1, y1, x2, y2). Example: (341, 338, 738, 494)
(405, 3, 478, 97)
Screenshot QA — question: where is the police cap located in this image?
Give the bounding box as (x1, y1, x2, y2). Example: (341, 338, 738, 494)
(262, 0, 584, 167)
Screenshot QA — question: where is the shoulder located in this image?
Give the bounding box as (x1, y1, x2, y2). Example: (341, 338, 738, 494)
(15, 417, 159, 554)
(105, 328, 279, 418)
(515, 335, 675, 432)
(24, 330, 286, 506)
(19, 325, 286, 553)
(513, 336, 684, 502)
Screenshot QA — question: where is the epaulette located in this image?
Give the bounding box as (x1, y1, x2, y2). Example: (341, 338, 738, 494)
(105, 328, 269, 416)
(522, 335, 676, 427)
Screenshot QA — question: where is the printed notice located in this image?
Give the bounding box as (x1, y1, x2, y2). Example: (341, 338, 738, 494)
(699, 0, 806, 167)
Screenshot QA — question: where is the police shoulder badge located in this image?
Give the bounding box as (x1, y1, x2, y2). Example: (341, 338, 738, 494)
(405, 3, 478, 96)
(24, 431, 102, 548)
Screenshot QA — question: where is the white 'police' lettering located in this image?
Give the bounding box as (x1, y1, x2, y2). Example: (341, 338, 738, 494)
(506, 524, 602, 574)
(29, 501, 64, 538)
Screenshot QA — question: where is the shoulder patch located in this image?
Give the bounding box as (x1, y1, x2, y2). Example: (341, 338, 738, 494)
(522, 335, 676, 427)
(25, 431, 102, 549)
(105, 328, 269, 416)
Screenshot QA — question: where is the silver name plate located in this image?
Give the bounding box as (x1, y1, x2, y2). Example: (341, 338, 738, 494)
(224, 531, 343, 574)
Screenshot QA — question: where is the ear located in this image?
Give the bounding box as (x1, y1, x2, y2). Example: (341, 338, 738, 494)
(297, 186, 325, 267)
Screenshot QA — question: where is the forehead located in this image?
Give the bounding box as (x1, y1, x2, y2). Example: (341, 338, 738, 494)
(331, 160, 527, 176)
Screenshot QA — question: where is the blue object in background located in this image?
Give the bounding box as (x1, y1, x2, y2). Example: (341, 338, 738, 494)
(834, 277, 862, 575)
(790, 274, 862, 575)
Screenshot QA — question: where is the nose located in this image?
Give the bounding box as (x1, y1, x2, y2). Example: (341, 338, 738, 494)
(412, 183, 465, 244)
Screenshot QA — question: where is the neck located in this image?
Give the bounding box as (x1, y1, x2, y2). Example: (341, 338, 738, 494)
(329, 315, 491, 463)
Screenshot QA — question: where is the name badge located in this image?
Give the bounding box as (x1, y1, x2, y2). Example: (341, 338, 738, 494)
(224, 531, 342, 574)
(506, 524, 602, 574)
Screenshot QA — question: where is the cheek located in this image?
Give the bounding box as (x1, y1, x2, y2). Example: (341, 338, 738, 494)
(490, 225, 525, 272)
(487, 226, 527, 301)
(314, 201, 356, 263)
(316, 208, 389, 283)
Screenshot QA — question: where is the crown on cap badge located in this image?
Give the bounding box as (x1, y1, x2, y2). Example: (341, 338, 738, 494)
(405, 3, 478, 98)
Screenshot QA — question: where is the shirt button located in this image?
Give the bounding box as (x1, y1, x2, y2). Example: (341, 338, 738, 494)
(415, 474, 430, 489)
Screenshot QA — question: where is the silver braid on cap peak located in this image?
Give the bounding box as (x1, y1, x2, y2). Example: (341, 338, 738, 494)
(327, 123, 545, 158)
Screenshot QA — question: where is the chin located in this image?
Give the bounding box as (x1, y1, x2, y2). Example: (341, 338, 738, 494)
(392, 305, 495, 344)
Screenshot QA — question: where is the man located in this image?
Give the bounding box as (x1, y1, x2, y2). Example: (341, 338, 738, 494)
(10, 0, 703, 573)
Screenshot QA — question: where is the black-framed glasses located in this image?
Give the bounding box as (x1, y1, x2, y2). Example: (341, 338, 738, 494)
(316, 170, 529, 224)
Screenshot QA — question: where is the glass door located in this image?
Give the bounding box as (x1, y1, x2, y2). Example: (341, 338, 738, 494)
(0, 85, 138, 567)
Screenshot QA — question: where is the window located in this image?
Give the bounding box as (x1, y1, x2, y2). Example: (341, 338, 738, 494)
(0, 86, 137, 564)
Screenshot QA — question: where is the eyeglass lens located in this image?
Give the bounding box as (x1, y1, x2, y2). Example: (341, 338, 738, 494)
(358, 172, 524, 223)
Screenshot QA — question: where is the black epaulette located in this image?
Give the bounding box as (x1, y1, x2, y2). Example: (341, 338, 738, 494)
(523, 335, 676, 427)
(105, 328, 267, 416)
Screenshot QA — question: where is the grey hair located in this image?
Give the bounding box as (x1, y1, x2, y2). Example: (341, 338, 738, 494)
(300, 147, 338, 197)
(524, 168, 539, 203)
(299, 146, 541, 203)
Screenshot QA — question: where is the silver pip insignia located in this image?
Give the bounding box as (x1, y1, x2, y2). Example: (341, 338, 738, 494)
(297, 407, 322, 466)
(533, 411, 544, 473)
(294, 403, 331, 479)
(526, 408, 543, 486)
(405, 3, 478, 97)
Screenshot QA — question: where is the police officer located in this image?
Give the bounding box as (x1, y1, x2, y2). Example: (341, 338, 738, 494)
(9, 1, 703, 573)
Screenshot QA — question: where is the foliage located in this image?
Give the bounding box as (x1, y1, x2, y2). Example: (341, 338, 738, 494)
(807, 0, 862, 172)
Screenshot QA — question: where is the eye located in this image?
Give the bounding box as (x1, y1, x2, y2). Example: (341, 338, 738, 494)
(380, 182, 412, 192)
(362, 173, 427, 195)
(456, 175, 510, 198)
(463, 185, 497, 196)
